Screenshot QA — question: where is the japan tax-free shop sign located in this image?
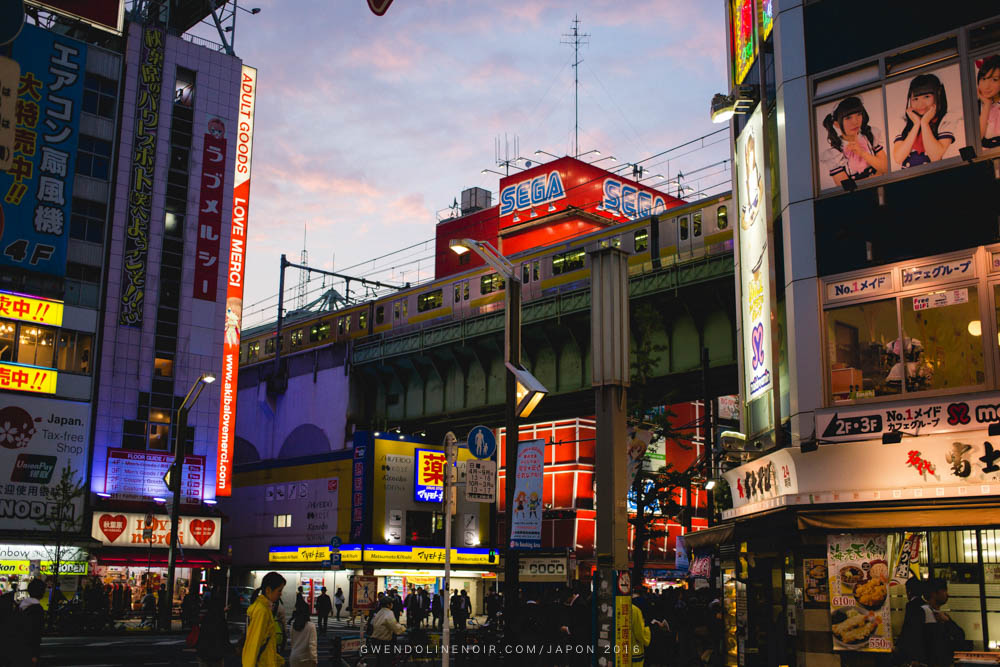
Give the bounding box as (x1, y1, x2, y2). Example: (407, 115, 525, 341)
(736, 106, 773, 404)
(0, 394, 89, 530)
(0, 24, 86, 277)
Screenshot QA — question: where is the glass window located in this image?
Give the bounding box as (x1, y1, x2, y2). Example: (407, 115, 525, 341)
(417, 289, 443, 312)
(634, 228, 649, 252)
(522, 264, 530, 283)
(394, 302, 400, 320)
(0, 320, 14, 362)
(82, 73, 117, 119)
(693, 212, 702, 237)
(154, 357, 173, 377)
(69, 198, 106, 244)
(481, 274, 505, 294)
(345, 315, 352, 332)
(900, 287, 983, 392)
(463, 282, 470, 300)
(459, 253, 470, 265)
(265, 336, 283, 354)
(679, 216, 689, 241)
(824, 299, 900, 401)
(74, 136, 112, 180)
(532, 261, 540, 281)
(247, 341, 260, 361)
(56, 332, 92, 374)
(174, 67, 196, 108)
(290, 328, 304, 347)
(337, 317, 345, 335)
(17, 325, 56, 367)
(148, 423, 169, 450)
(402, 300, 407, 318)
(552, 249, 585, 275)
(273, 514, 292, 528)
(376, 306, 385, 324)
(455, 284, 462, 302)
(717, 205, 729, 230)
(359, 311, 367, 331)
(310, 321, 330, 342)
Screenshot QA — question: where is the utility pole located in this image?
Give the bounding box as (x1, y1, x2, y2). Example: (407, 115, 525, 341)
(702, 348, 715, 526)
(561, 16, 589, 158)
(442, 432, 457, 667)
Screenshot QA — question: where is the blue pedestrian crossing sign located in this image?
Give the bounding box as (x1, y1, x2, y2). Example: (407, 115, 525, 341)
(467, 425, 496, 460)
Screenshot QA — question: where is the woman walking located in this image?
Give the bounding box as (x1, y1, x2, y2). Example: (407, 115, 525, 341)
(243, 572, 286, 667)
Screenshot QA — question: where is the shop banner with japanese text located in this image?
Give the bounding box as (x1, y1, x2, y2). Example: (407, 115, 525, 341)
(0, 24, 86, 278)
(509, 439, 543, 549)
(827, 534, 892, 653)
(192, 123, 227, 301)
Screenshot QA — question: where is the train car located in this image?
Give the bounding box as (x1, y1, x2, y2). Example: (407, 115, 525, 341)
(240, 191, 732, 368)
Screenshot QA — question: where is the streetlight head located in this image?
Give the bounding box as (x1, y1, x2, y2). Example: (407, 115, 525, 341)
(704, 480, 716, 490)
(481, 169, 489, 175)
(609, 156, 617, 162)
(449, 239, 471, 255)
(202, 373, 216, 384)
(506, 362, 548, 419)
(711, 93, 736, 124)
(251, 7, 261, 14)
(534, 150, 542, 155)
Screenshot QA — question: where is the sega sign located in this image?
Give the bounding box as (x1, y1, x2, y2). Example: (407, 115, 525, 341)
(414, 448, 447, 503)
(499, 171, 566, 218)
(602, 178, 668, 218)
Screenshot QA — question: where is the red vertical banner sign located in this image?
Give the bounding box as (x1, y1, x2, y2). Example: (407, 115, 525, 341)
(192, 120, 227, 301)
(216, 65, 257, 497)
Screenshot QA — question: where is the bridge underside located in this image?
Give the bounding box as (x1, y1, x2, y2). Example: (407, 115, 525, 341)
(351, 255, 738, 441)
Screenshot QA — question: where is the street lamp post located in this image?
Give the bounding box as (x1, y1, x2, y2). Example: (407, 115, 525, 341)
(163, 373, 215, 630)
(449, 239, 547, 629)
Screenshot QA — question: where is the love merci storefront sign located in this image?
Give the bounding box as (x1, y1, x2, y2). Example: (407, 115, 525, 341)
(91, 512, 220, 550)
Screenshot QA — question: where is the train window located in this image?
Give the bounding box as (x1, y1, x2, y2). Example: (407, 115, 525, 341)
(417, 289, 443, 312)
(394, 302, 400, 320)
(611, 237, 621, 248)
(532, 261, 539, 281)
(634, 229, 649, 252)
(455, 284, 462, 302)
(346, 315, 353, 332)
(552, 249, 585, 275)
(522, 264, 530, 283)
(402, 301, 408, 317)
(239, 345, 244, 363)
(337, 317, 345, 335)
(290, 329, 304, 347)
(265, 336, 282, 354)
(359, 312, 367, 330)
(376, 306, 385, 324)
(310, 321, 329, 341)
(693, 212, 702, 237)
(463, 282, 470, 300)
(717, 205, 728, 230)
(679, 216, 689, 241)
(248, 341, 259, 361)
(481, 274, 505, 294)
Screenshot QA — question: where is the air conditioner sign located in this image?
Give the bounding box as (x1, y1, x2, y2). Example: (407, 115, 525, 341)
(499, 171, 566, 217)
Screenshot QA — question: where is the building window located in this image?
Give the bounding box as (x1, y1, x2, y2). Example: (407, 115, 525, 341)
(417, 289, 443, 312)
(17, 325, 56, 368)
(552, 249, 585, 275)
(376, 306, 385, 324)
(634, 228, 649, 252)
(70, 198, 106, 243)
(82, 73, 117, 119)
(148, 423, 169, 450)
(481, 274, 505, 294)
(274, 514, 292, 528)
(459, 253, 470, 265)
(75, 136, 112, 180)
(174, 67, 196, 108)
(717, 205, 728, 230)
(900, 287, 983, 392)
(825, 299, 900, 402)
(56, 332, 92, 374)
(154, 357, 173, 377)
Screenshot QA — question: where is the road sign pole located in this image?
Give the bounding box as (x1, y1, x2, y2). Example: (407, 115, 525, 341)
(442, 431, 457, 667)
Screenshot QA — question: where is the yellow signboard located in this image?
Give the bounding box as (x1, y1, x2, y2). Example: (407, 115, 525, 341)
(268, 546, 362, 563)
(0, 362, 57, 394)
(268, 544, 493, 567)
(0, 291, 64, 327)
(0, 560, 88, 576)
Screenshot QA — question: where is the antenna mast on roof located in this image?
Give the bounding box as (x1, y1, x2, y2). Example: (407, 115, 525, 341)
(296, 223, 309, 310)
(495, 134, 522, 175)
(561, 16, 589, 158)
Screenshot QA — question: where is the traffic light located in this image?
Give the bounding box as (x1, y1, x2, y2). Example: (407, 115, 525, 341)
(489, 549, 497, 564)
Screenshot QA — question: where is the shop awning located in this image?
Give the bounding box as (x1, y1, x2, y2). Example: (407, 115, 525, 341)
(681, 523, 735, 549)
(797, 500, 1000, 531)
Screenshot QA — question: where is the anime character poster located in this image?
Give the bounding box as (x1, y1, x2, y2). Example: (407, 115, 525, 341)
(974, 53, 1000, 151)
(886, 63, 966, 171)
(509, 439, 543, 549)
(814, 88, 889, 190)
(736, 106, 772, 401)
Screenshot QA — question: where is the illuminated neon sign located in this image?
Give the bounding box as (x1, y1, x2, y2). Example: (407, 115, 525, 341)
(602, 178, 668, 218)
(0, 362, 57, 394)
(414, 447, 446, 503)
(499, 170, 566, 217)
(0, 290, 63, 327)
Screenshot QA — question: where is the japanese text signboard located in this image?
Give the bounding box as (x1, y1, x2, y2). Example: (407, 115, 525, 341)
(0, 290, 63, 326)
(0, 394, 89, 531)
(0, 56, 19, 171)
(103, 448, 204, 504)
(91, 512, 220, 550)
(510, 439, 544, 549)
(827, 534, 892, 653)
(413, 447, 446, 503)
(216, 65, 257, 497)
(730, 0, 757, 86)
(192, 124, 227, 301)
(465, 459, 496, 503)
(735, 107, 772, 403)
(0, 24, 86, 278)
(118, 25, 164, 325)
(817, 392, 1000, 442)
(0, 362, 57, 394)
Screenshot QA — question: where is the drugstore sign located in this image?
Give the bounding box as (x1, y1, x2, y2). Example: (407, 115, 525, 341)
(413, 447, 446, 503)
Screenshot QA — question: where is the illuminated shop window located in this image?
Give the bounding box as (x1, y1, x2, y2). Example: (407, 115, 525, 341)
(273, 514, 292, 528)
(17, 325, 56, 368)
(0, 321, 14, 362)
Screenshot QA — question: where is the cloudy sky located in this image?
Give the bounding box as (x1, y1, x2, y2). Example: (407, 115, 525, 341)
(192, 1, 730, 327)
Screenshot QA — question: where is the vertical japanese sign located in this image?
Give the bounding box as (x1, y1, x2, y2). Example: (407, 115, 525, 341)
(0, 56, 19, 171)
(736, 107, 772, 402)
(827, 534, 892, 653)
(413, 447, 446, 502)
(0, 24, 86, 278)
(509, 438, 543, 549)
(118, 25, 164, 326)
(192, 119, 227, 301)
(349, 438, 369, 543)
(729, 0, 757, 86)
(216, 65, 257, 497)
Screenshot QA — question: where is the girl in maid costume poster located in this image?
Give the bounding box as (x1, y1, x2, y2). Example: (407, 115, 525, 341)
(887, 63, 965, 170)
(975, 54, 1000, 149)
(815, 89, 888, 190)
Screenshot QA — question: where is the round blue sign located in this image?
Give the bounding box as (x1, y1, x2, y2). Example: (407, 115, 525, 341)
(467, 425, 497, 460)
(330, 536, 342, 549)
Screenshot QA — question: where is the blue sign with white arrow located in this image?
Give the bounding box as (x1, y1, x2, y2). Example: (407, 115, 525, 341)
(467, 425, 497, 460)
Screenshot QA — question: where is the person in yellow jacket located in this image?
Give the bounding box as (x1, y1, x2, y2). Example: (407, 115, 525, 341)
(630, 600, 652, 667)
(243, 572, 287, 667)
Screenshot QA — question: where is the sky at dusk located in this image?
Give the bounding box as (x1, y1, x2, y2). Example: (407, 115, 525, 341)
(191, 1, 730, 328)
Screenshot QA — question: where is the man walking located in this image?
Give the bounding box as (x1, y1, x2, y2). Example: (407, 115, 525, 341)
(314, 586, 332, 634)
